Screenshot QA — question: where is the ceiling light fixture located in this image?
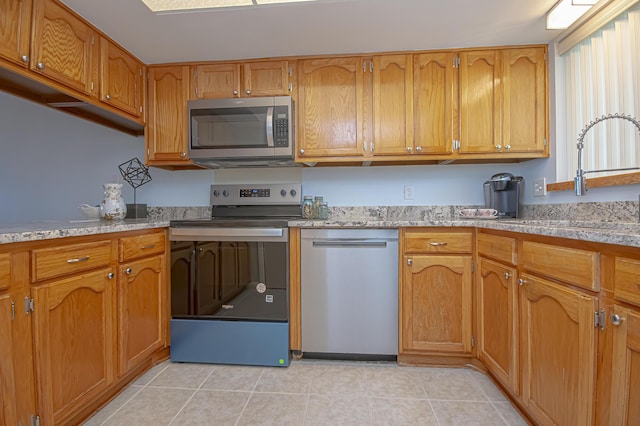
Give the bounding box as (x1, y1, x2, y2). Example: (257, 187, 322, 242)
(140, 0, 319, 12)
(546, 0, 598, 30)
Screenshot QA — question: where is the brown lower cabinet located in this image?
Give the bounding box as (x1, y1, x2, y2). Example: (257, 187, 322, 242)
(0, 229, 168, 425)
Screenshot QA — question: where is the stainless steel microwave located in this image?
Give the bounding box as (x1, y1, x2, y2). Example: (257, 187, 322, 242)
(188, 96, 295, 168)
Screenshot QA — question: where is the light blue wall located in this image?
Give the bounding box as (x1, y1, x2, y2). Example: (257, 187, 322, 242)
(1, 77, 639, 224)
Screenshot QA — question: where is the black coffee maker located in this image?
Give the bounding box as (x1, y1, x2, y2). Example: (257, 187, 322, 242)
(483, 173, 524, 218)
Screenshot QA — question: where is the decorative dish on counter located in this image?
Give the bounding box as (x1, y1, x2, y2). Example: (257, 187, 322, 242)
(458, 208, 499, 219)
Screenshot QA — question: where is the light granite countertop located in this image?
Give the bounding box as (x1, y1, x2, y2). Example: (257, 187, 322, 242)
(2, 201, 640, 248)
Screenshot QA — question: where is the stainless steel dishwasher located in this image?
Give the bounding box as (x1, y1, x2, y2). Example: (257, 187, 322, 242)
(301, 229, 399, 359)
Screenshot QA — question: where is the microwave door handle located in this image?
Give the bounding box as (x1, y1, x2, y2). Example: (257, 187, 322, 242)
(266, 106, 274, 147)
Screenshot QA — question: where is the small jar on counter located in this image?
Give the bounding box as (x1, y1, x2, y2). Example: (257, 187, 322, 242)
(312, 196, 324, 219)
(318, 202, 330, 220)
(302, 196, 314, 219)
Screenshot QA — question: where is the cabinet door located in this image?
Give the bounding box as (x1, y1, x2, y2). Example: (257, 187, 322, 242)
(413, 52, 455, 154)
(610, 306, 640, 425)
(0, 0, 32, 67)
(371, 54, 413, 156)
(147, 65, 191, 163)
(477, 258, 519, 394)
(458, 50, 501, 154)
(520, 273, 596, 426)
(502, 47, 547, 153)
(297, 57, 364, 158)
(401, 255, 472, 354)
(32, 268, 116, 425)
(31, 0, 98, 96)
(0, 292, 18, 425)
(118, 255, 164, 375)
(243, 60, 290, 97)
(192, 63, 241, 99)
(100, 37, 144, 119)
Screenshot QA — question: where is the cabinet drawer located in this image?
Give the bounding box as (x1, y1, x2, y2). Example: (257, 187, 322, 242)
(477, 233, 517, 265)
(521, 241, 599, 291)
(119, 233, 165, 262)
(32, 241, 113, 282)
(404, 231, 472, 254)
(614, 257, 640, 307)
(0, 253, 10, 291)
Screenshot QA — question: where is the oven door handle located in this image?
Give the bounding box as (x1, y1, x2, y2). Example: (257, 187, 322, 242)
(170, 227, 287, 242)
(266, 106, 275, 148)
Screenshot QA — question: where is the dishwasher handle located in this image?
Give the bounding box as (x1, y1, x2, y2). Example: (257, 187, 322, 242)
(312, 240, 388, 248)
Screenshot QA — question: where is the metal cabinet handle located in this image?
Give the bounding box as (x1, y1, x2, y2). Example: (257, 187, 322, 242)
(406, 147, 412, 152)
(180, 152, 186, 158)
(245, 89, 251, 95)
(107, 272, 114, 279)
(429, 242, 448, 246)
(67, 256, 90, 264)
(141, 244, 156, 250)
(611, 313, 624, 326)
(21, 55, 29, 62)
(125, 267, 132, 275)
(504, 272, 511, 279)
(37, 62, 45, 70)
(495, 144, 502, 150)
(518, 278, 526, 286)
(299, 149, 305, 155)
(105, 94, 111, 100)
(407, 258, 412, 266)
(415, 146, 422, 152)
(505, 145, 511, 150)
(233, 90, 238, 95)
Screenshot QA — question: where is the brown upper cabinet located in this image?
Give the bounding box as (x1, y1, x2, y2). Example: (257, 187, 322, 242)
(99, 37, 145, 120)
(30, 0, 99, 96)
(191, 60, 292, 99)
(0, 0, 32, 68)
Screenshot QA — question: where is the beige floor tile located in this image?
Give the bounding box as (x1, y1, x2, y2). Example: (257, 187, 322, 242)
(132, 360, 170, 386)
(237, 393, 307, 426)
(493, 401, 529, 425)
(365, 366, 426, 398)
(255, 363, 315, 393)
(431, 400, 507, 425)
(369, 398, 438, 426)
(201, 365, 264, 391)
(169, 390, 250, 426)
(309, 364, 368, 396)
(304, 395, 370, 426)
(419, 367, 488, 401)
(102, 387, 194, 425)
(468, 369, 508, 401)
(82, 385, 143, 425)
(148, 362, 215, 389)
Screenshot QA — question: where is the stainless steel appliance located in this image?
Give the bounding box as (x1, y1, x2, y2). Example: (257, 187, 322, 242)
(188, 96, 295, 168)
(483, 172, 524, 218)
(169, 183, 302, 367)
(300, 229, 399, 360)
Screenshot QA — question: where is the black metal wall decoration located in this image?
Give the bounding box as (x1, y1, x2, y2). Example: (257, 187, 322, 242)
(118, 157, 152, 218)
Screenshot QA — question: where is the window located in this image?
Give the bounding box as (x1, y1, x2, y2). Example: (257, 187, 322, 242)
(557, 2, 640, 182)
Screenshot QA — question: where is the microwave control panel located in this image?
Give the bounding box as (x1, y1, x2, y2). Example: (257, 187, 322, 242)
(274, 117, 288, 147)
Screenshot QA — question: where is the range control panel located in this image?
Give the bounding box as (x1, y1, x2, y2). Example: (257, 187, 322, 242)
(211, 183, 302, 206)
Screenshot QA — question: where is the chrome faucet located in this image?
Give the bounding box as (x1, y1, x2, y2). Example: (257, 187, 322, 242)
(574, 113, 640, 196)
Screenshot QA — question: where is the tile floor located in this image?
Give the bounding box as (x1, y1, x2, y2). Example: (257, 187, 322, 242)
(83, 360, 528, 425)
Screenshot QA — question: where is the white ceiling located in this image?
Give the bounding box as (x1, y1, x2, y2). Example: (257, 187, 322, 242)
(60, 0, 562, 64)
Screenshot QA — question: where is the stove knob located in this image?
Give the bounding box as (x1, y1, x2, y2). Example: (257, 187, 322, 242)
(213, 190, 220, 197)
(280, 189, 287, 197)
(290, 189, 297, 197)
(223, 190, 229, 197)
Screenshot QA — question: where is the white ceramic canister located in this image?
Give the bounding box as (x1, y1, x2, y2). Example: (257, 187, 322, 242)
(100, 183, 127, 220)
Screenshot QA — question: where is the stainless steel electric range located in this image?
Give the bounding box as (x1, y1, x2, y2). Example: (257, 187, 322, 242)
(169, 183, 302, 367)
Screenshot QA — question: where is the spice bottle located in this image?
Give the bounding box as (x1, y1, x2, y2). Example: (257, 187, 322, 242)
(302, 196, 313, 219)
(312, 196, 324, 219)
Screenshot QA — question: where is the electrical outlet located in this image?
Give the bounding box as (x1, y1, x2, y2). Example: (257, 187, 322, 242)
(534, 178, 547, 197)
(404, 185, 415, 200)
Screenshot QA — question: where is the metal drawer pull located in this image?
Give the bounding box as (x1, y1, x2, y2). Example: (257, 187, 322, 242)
(518, 278, 527, 286)
(107, 272, 114, 279)
(429, 242, 448, 246)
(141, 244, 156, 249)
(67, 256, 90, 263)
(125, 268, 132, 275)
(504, 272, 511, 279)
